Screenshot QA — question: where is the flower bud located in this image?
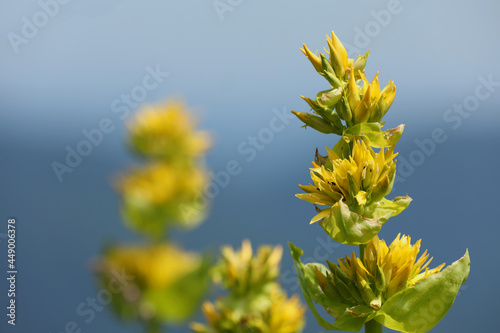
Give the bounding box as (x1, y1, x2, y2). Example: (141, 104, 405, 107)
(336, 96, 353, 122)
(292, 111, 338, 134)
(353, 50, 370, 76)
(316, 88, 342, 108)
(300, 43, 323, 73)
(326, 31, 348, 79)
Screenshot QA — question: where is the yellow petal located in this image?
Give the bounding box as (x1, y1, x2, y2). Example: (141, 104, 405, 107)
(355, 191, 367, 205)
(300, 44, 323, 73)
(310, 209, 331, 224)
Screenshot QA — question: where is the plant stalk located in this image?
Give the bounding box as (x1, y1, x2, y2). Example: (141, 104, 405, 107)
(146, 319, 161, 333)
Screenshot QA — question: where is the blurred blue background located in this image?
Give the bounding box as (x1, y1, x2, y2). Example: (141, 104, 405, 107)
(1, 0, 499, 332)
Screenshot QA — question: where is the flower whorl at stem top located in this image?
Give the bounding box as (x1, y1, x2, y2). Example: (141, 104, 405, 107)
(297, 140, 397, 224)
(293, 31, 402, 147)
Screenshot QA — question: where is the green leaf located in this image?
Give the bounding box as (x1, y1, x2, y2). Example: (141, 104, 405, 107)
(319, 201, 384, 245)
(344, 123, 404, 148)
(289, 242, 337, 330)
(363, 196, 412, 223)
(373, 250, 470, 333)
(292, 111, 339, 134)
(289, 243, 371, 331)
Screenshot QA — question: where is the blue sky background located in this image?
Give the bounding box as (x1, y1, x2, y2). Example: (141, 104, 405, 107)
(1, 0, 499, 332)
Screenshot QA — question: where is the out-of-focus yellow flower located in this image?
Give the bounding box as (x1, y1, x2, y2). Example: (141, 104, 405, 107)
(96, 243, 210, 324)
(191, 289, 305, 333)
(118, 163, 206, 206)
(116, 162, 208, 235)
(191, 241, 305, 333)
(212, 240, 283, 296)
(297, 140, 397, 224)
(102, 244, 201, 289)
(268, 290, 306, 333)
(128, 99, 211, 162)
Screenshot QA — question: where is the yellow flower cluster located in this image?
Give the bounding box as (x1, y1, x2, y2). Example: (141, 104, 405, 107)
(322, 234, 445, 309)
(191, 240, 305, 333)
(101, 244, 201, 290)
(192, 289, 305, 333)
(96, 243, 209, 324)
(297, 140, 397, 223)
(347, 72, 396, 124)
(128, 100, 211, 162)
(290, 30, 469, 333)
(212, 239, 283, 295)
(117, 100, 211, 236)
(295, 31, 396, 130)
(94, 99, 212, 330)
(118, 163, 206, 207)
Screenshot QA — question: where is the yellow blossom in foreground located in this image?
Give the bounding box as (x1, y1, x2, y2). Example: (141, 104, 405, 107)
(297, 140, 397, 224)
(127, 99, 211, 161)
(320, 234, 445, 309)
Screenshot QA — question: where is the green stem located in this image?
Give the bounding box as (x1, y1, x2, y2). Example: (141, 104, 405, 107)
(146, 319, 161, 333)
(365, 319, 383, 333)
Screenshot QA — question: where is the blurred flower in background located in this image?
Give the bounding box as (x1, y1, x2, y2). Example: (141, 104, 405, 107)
(191, 240, 306, 333)
(127, 100, 211, 163)
(94, 99, 212, 332)
(95, 243, 210, 325)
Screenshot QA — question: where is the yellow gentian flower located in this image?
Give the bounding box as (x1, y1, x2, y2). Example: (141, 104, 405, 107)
(127, 99, 211, 162)
(333, 234, 446, 308)
(297, 140, 397, 224)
